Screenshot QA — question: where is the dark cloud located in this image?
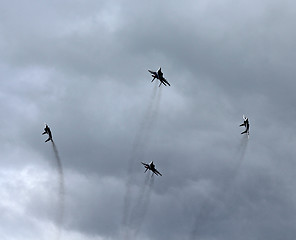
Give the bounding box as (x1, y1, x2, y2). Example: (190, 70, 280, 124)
(1, 0, 296, 240)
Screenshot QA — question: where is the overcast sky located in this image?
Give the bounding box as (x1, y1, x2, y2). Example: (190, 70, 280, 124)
(1, 0, 296, 240)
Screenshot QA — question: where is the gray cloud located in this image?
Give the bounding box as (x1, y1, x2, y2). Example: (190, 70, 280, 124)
(1, 0, 296, 240)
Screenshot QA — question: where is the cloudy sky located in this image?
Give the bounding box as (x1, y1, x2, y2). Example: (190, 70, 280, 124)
(1, 0, 296, 240)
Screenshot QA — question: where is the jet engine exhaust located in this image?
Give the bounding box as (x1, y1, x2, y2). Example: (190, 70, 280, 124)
(122, 82, 161, 239)
(190, 135, 249, 239)
(133, 175, 154, 237)
(124, 174, 155, 240)
(51, 141, 65, 240)
(231, 134, 249, 179)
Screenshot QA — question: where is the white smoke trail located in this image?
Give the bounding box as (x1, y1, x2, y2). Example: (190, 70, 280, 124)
(51, 141, 65, 240)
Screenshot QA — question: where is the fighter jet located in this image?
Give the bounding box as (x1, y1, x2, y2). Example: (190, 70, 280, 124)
(148, 67, 170, 87)
(42, 124, 53, 142)
(240, 115, 249, 136)
(141, 161, 162, 176)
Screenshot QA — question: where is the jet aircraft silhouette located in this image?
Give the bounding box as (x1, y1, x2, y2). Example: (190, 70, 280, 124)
(148, 68, 170, 87)
(240, 115, 249, 136)
(42, 124, 53, 142)
(141, 161, 162, 176)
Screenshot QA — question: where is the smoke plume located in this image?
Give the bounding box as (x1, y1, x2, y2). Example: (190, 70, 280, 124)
(122, 83, 161, 239)
(51, 141, 65, 240)
(190, 135, 249, 239)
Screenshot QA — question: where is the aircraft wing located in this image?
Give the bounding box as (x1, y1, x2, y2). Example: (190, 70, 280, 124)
(141, 162, 149, 167)
(141, 162, 149, 173)
(141, 162, 150, 169)
(154, 169, 162, 176)
(162, 78, 170, 86)
(148, 70, 157, 75)
(241, 130, 247, 134)
(241, 128, 249, 135)
(158, 77, 170, 87)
